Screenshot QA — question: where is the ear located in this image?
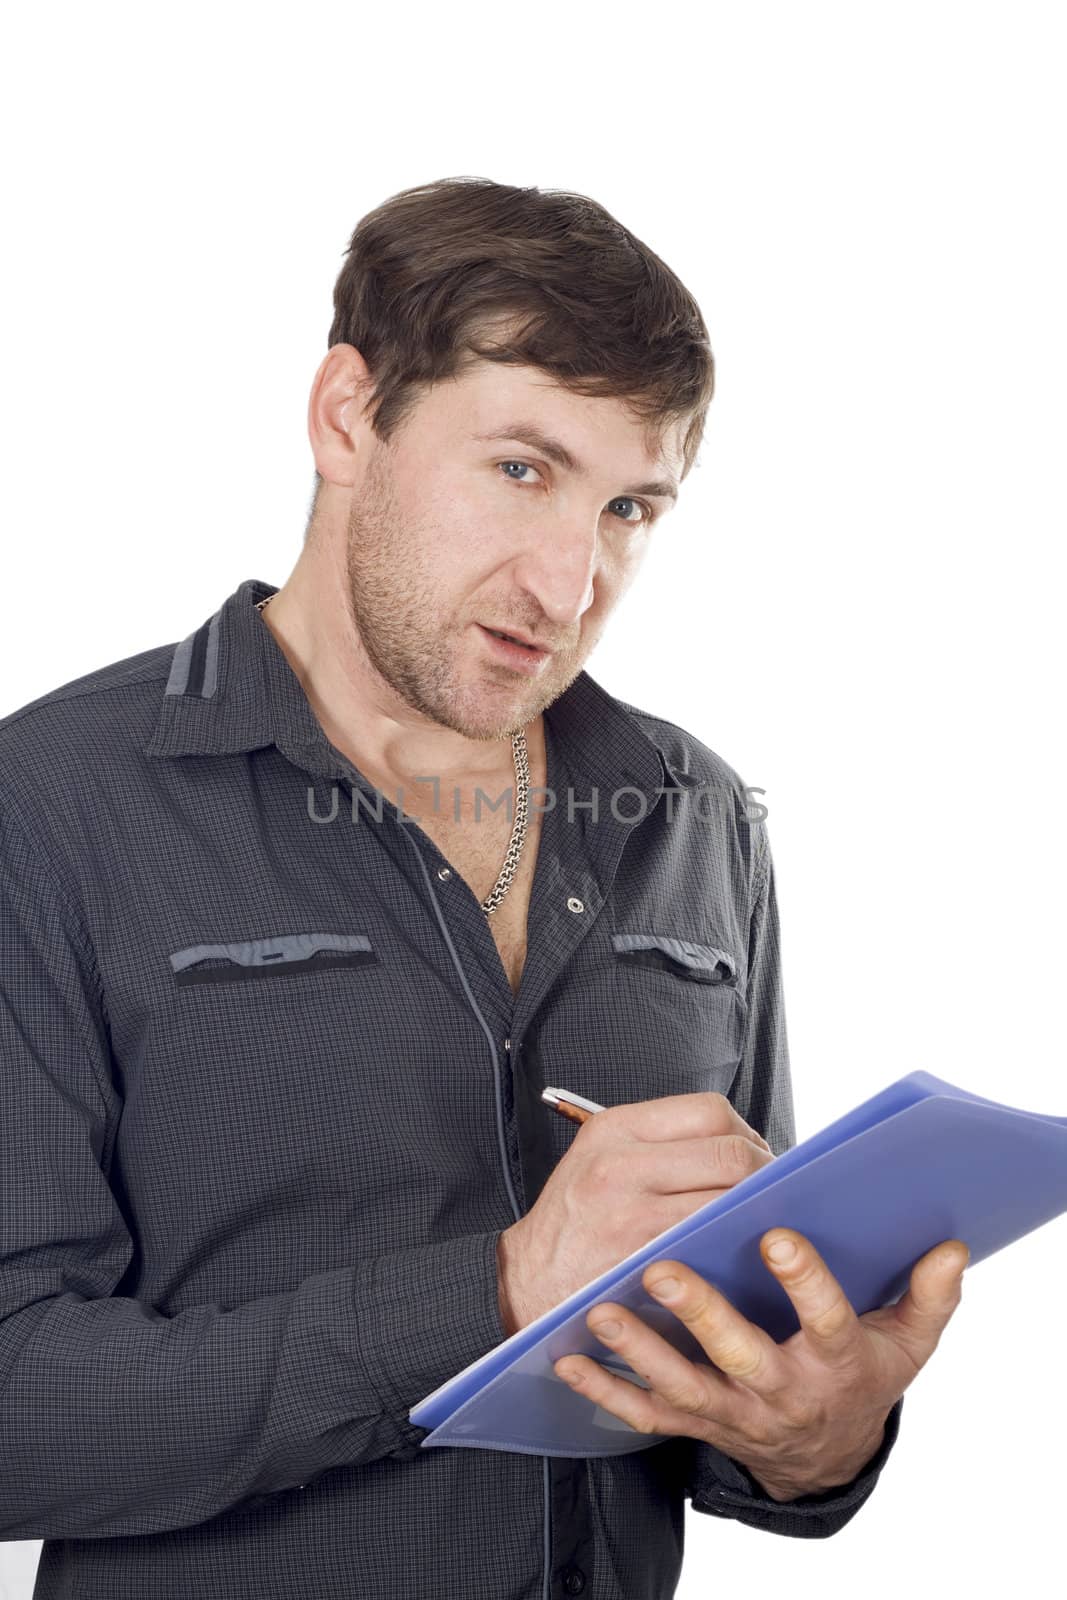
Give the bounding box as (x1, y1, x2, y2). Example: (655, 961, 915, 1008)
(307, 343, 377, 491)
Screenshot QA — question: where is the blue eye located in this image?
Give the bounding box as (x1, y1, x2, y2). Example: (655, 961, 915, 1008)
(498, 461, 653, 526)
(499, 461, 538, 485)
(609, 496, 647, 525)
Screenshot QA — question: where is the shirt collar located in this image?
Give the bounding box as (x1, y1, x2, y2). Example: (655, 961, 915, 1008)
(143, 576, 684, 806)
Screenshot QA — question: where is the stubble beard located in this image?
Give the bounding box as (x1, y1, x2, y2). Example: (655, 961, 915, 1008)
(342, 451, 581, 744)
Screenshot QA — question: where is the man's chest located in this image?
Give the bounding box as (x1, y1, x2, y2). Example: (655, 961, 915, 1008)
(411, 805, 546, 995)
(83, 751, 753, 1302)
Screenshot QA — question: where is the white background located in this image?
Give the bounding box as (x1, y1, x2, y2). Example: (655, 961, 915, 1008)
(1, 2, 1064, 1595)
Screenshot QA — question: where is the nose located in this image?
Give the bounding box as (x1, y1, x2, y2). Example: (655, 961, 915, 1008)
(509, 513, 599, 634)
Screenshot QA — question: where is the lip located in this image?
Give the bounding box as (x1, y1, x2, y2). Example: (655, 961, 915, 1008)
(476, 623, 552, 675)
(483, 622, 550, 651)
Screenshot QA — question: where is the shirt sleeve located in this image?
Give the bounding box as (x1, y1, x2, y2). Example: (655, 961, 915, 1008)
(682, 819, 904, 1537)
(0, 795, 508, 1541)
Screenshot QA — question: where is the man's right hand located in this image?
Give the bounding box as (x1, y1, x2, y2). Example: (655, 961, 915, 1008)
(496, 1092, 775, 1335)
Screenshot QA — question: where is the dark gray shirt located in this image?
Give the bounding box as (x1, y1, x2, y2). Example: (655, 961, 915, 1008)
(0, 577, 901, 1599)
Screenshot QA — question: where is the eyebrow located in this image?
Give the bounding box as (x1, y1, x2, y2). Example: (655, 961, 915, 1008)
(472, 423, 679, 505)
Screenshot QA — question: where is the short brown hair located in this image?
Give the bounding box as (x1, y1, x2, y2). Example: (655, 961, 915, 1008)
(312, 176, 714, 505)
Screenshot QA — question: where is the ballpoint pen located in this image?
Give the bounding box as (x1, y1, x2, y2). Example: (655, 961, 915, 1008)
(541, 1086, 605, 1126)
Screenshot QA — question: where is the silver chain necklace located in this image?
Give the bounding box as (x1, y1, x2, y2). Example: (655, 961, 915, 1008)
(255, 592, 528, 917)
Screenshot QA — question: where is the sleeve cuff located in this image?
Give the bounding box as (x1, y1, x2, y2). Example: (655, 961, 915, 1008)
(685, 1395, 903, 1539)
(352, 1228, 510, 1458)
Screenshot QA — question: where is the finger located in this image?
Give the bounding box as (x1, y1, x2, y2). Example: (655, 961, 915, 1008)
(608, 1089, 774, 1153)
(760, 1230, 861, 1364)
(631, 1134, 776, 1196)
(639, 1259, 789, 1400)
(890, 1239, 970, 1366)
(552, 1348, 708, 1440)
(576, 1298, 747, 1429)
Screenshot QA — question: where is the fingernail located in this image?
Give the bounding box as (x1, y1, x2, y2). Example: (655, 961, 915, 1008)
(649, 1276, 681, 1300)
(767, 1237, 796, 1265)
(592, 1319, 621, 1339)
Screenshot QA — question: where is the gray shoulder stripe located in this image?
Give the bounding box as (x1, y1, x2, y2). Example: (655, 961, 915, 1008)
(164, 610, 222, 698)
(164, 631, 196, 696)
(201, 609, 221, 698)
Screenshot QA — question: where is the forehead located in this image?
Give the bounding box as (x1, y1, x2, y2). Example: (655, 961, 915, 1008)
(424, 359, 685, 480)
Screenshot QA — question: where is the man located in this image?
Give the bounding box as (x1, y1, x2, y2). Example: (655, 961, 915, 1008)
(0, 178, 966, 1600)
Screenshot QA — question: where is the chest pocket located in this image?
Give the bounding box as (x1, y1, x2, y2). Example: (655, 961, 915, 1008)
(600, 928, 748, 1100)
(169, 930, 379, 985)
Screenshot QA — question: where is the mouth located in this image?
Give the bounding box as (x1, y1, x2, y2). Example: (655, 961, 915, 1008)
(484, 625, 547, 651)
(476, 623, 552, 672)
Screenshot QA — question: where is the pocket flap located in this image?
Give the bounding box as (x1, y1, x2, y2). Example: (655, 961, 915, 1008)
(170, 931, 375, 980)
(611, 932, 738, 984)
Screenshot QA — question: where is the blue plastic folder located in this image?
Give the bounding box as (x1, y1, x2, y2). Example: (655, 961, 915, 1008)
(409, 1071, 1067, 1456)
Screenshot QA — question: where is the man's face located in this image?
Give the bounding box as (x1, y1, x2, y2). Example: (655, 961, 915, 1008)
(343, 358, 684, 746)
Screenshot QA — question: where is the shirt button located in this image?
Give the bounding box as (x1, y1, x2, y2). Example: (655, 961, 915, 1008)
(566, 896, 585, 913)
(562, 1568, 586, 1594)
(437, 866, 452, 881)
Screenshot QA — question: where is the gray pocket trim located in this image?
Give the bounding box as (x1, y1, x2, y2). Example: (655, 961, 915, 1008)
(611, 932, 738, 982)
(169, 931, 374, 974)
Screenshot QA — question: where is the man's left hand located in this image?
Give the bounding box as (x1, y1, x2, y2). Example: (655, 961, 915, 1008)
(552, 1228, 969, 1502)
